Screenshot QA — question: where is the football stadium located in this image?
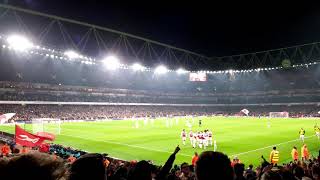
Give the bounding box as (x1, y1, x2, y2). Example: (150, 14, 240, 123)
(0, 2, 319, 180)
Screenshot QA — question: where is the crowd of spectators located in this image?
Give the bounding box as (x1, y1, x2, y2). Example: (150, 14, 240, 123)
(2, 91, 320, 105)
(0, 104, 219, 121)
(1, 81, 320, 104)
(0, 140, 319, 180)
(0, 104, 319, 122)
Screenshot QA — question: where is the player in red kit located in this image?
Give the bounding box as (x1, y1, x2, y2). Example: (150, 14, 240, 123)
(181, 129, 187, 145)
(208, 130, 213, 146)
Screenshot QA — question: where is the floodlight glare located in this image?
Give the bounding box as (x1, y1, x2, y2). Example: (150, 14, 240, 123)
(103, 55, 121, 70)
(64, 50, 79, 59)
(7, 35, 33, 51)
(154, 65, 168, 74)
(131, 63, 145, 71)
(176, 68, 188, 74)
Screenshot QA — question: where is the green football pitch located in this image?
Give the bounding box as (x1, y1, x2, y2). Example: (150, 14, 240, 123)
(0, 116, 319, 167)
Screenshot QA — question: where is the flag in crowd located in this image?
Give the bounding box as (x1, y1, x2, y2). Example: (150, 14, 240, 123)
(241, 109, 250, 116)
(15, 125, 55, 147)
(0, 113, 16, 124)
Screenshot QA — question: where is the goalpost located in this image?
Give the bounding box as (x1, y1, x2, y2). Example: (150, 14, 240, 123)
(32, 118, 61, 135)
(269, 112, 289, 118)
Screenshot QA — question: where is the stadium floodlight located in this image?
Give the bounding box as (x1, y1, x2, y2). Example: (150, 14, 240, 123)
(131, 63, 145, 71)
(102, 55, 121, 70)
(176, 68, 188, 74)
(154, 65, 168, 74)
(7, 35, 33, 51)
(64, 50, 79, 59)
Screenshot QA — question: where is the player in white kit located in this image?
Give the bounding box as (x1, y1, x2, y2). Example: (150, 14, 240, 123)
(186, 120, 192, 129)
(189, 130, 194, 145)
(181, 129, 187, 145)
(198, 131, 203, 149)
(192, 132, 197, 148)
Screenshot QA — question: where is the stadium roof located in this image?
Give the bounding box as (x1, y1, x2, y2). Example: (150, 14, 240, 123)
(0, 2, 320, 71)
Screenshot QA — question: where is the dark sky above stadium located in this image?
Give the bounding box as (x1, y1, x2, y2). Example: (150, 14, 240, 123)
(4, 0, 320, 57)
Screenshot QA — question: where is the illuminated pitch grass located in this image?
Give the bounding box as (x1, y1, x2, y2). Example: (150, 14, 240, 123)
(0, 117, 319, 167)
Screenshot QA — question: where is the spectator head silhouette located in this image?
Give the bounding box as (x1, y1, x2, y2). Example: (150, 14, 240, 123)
(260, 169, 282, 180)
(234, 163, 245, 178)
(180, 162, 191, 176)
(4, 152, 65, 180)
(69, 153, 105, 180)
(128, 160, 152, 180)
(196, 151, 233, 180)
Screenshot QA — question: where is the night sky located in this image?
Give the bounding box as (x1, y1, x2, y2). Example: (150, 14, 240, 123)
(4, 0, 320, 57)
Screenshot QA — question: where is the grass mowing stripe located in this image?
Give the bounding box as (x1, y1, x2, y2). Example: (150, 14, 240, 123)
(60, 133, 192, 157)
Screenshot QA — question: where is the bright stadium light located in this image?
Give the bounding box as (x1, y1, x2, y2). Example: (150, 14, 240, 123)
(154, 65, 168, 74)
(131, 63, 145, 71)
(7, 35, 33, 51)
(64, 50, 79, 59)
(176, 68, 188, 74)
(102, 55, 121, 70)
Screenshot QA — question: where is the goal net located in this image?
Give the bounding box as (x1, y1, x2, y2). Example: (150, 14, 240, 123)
(269, 112, 289, 118)
(32, 118, 61, 135)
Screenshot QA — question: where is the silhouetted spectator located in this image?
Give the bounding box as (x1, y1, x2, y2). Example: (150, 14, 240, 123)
(260, 168, 282, 180)
(195, 151, 233, 180)
(234, 163, 246, 180)
(293, 166, 304, 180)
(69, 153, 106, 180)
(128, 160, 152, 180)
(4, 152, 65, 180)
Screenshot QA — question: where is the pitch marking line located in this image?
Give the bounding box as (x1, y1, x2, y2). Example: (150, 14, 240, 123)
(229, 135, 314, 157)
(60, 133, 193, 157)
(59, 131, 316, 160)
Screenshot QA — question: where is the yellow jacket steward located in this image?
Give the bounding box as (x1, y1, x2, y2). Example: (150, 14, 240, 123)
(270, 150, 279, 163)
